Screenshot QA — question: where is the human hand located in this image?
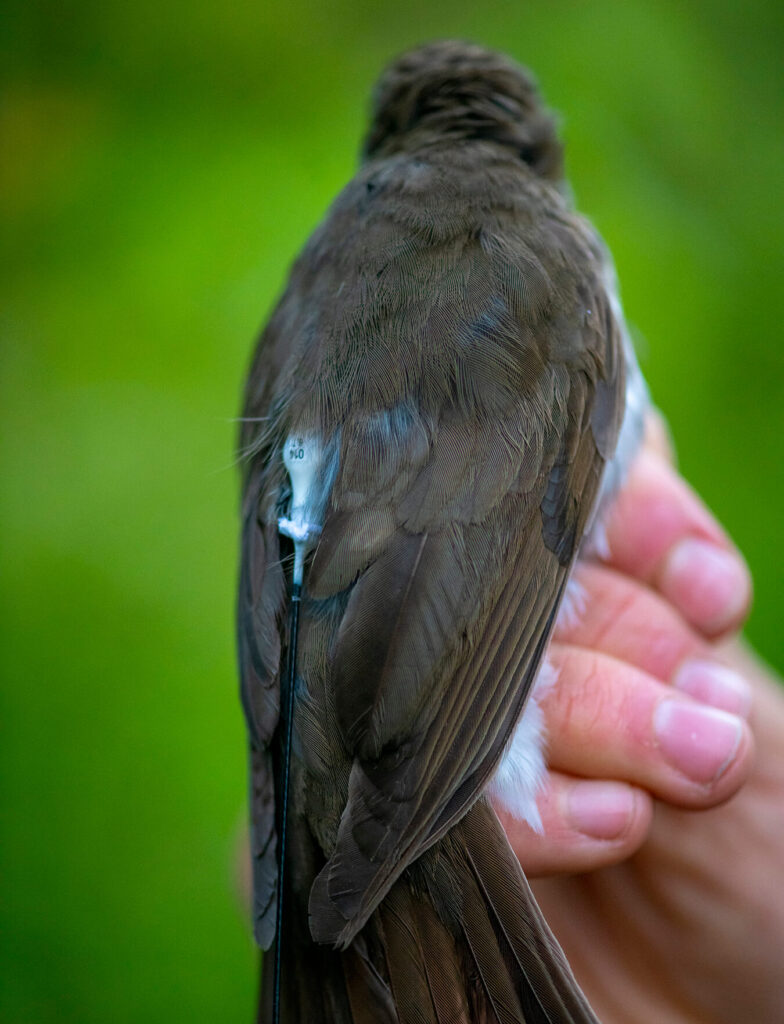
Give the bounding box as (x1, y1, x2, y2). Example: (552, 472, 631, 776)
(531, 641, 784, 1024)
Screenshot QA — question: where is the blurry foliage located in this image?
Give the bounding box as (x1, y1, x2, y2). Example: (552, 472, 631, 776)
(1, 1, 783, 1021)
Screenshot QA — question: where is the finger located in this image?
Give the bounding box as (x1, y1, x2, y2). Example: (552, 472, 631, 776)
(554, 563, 752, 717)
(602, 448, 752, 637)
(495, 773, 653, 877)
(542, 645, 755, 808)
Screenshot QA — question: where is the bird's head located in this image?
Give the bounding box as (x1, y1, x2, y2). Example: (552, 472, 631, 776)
(362, 40, 563, 182)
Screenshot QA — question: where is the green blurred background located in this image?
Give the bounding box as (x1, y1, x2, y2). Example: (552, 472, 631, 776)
(2, 1, 782, 1020)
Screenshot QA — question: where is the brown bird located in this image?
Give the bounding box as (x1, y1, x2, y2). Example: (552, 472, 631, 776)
(238, 40, 647, 1023)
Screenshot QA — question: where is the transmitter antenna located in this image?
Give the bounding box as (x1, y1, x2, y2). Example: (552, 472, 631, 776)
(272, 435, 321, 1024)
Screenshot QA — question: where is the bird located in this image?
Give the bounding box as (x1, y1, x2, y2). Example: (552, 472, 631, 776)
(237, 39, 647, 1024)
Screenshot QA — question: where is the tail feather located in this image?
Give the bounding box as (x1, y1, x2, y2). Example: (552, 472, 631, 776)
(259, 939, 348, 1023)
(342, 938, 398, 1024)
(406, 889, 473, 1024)
(378, 884, 440, 1024)
(459, 801, 598, 1023)
(259, 799, 598, 1023)
(434, 843, 527, 1024)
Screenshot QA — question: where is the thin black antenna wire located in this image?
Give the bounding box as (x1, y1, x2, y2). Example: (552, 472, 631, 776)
(272, 581, 301, 1024)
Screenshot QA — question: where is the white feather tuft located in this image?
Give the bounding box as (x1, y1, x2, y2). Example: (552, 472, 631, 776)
(488, 659, 558, 833)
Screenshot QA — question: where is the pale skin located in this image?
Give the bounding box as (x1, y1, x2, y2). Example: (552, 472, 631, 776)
(497, 414, 784, 1022)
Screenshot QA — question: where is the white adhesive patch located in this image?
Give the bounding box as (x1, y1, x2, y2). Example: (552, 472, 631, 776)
(278, 434, 325, 584)
(283, 435, 323, 510)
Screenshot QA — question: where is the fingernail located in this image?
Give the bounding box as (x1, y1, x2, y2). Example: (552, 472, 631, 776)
(654, 700, 743, 784)
(673, 659, 752, 718)
(567, 781, 636, 840)
(662, 539, 750, 633)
